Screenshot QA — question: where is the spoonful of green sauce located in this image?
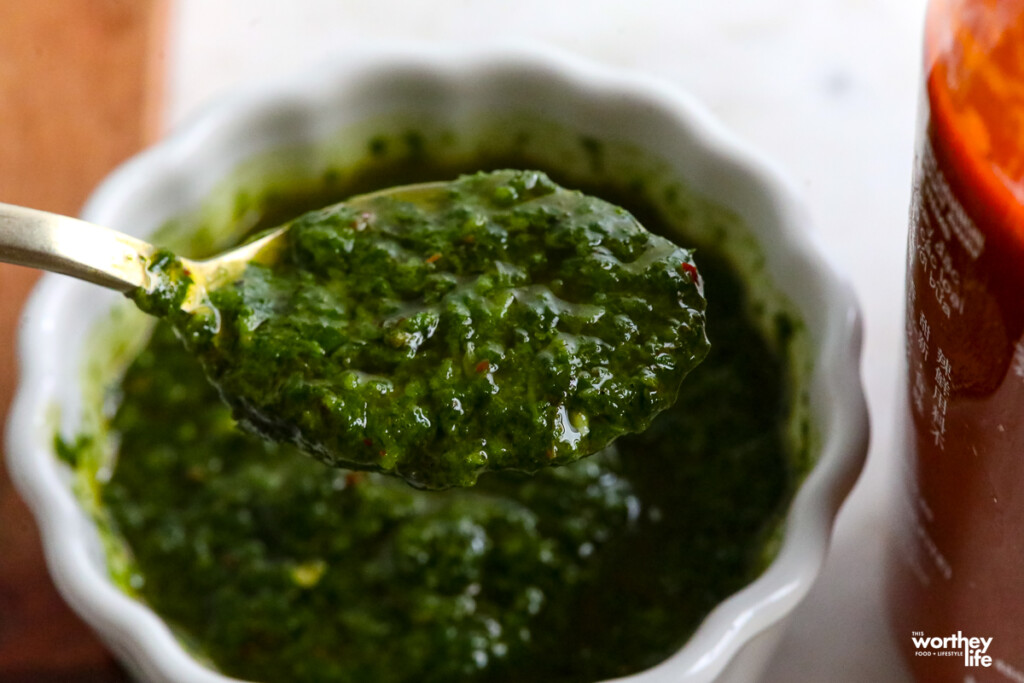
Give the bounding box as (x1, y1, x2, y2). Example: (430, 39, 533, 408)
(0, 170, 708, 489)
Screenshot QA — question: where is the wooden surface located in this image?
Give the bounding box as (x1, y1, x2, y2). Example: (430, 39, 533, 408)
(0, 2, 168, 680)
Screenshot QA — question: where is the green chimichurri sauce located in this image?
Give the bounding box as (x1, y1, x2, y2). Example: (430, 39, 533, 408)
(133, 170, 708, 490)
(79, 156, 800, 683)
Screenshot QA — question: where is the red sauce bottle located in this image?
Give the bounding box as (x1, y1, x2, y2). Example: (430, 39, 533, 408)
(891, 0, 1024, 679)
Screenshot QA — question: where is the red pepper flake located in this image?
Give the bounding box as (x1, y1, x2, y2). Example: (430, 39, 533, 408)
(425, 252, 442, 264)
(475, 359, 490, 373)
(345, 472, 365, 487)
(679, 262, 699, 284)
(378, 450, 386, 457)
(362, 438, 373, 447)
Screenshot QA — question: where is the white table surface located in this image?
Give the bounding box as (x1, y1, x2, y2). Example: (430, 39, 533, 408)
(167, 1, 926, 679)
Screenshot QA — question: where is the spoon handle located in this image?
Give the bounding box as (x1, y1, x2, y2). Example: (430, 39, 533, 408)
(0, 202, 156, 292)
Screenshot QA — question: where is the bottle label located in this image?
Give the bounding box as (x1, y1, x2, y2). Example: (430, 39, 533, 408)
(906, 138, 982, 455)
(894, 124, 1024, 681)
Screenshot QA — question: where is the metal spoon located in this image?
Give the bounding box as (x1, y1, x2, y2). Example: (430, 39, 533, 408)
(0, 201, 287, 310)
(0, 171, 710, 490)
(0, 177, 456, 307)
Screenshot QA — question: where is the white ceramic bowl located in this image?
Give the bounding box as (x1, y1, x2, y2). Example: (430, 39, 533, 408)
(5, 45, 868, 683)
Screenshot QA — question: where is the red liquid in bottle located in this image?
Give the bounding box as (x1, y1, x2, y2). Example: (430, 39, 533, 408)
(892, 0, 1024, 680)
